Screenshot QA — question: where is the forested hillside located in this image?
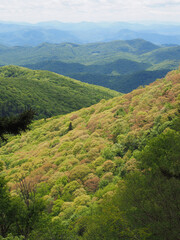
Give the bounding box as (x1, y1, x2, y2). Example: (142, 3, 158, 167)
(0, 39, 179, 93)
(0, 65, 120, 119)
(0, 69, 179, 239)
(25, 61, 170, 93)
(0, 39, 160, 65)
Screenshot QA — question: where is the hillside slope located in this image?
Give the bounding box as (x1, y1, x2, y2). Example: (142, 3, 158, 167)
(0, 69, 179, 239)
(1, 68, 179, 218)
(24, 60, 170, 93)
(0, 65, 120, 118)
(24, 59, 150, 76)
(69, 69, 170, 93)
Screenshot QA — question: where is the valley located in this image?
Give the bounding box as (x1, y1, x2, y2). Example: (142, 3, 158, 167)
(0, 39, 179, 93)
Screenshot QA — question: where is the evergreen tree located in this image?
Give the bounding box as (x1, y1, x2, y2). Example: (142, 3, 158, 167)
(0, 109, 35, 142)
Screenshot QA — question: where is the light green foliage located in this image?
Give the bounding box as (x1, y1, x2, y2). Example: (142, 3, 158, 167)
(72, 142, 84, 155)
(74, 194, 91, 206)
(69, 165, 91, 181)
(102, 147, 115, 160)
(62, 181, 81, 201)
(0, 69, 179, 239)
(52, 199, 64, 216)
(102, 160, 116, 172)
(95, 183, 117, 199)
(0, 234, 24, 240)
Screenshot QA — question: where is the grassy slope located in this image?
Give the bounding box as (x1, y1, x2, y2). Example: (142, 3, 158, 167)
(0, 69, 179, 219)
(0, 65, 120, 118)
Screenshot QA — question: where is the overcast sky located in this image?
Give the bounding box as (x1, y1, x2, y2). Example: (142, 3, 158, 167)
(0, 0, 180, 23)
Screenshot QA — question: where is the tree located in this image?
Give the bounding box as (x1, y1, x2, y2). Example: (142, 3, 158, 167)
(0, 175, 45, 239)
(0, 109, 39, 239)
(13, 178, 45, 239)
(0, 109, 35, 142)
(116, 122, 180, 239)
(83, 117, 180, 240)
(0, 162, 19, 237)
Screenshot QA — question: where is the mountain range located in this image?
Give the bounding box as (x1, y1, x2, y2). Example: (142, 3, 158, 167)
(0, 38, 178, 92)
(0, 21, 180, 46)
(0, 20, 180, 240)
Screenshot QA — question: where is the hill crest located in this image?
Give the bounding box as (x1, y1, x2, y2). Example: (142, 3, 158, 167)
(0, 65, 120, 119)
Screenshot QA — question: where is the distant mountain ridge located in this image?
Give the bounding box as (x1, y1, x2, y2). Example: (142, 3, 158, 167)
(24, 59, 150, 76)
(0, 21, 180, 46)
(0, 39, 160, 65)
(0, 38, 179, 93)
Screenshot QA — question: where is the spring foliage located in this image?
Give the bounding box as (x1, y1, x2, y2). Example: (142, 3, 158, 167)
(0, 69, 180, 239)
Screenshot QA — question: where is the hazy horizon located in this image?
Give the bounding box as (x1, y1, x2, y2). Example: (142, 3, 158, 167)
(0, 20, 180, 26)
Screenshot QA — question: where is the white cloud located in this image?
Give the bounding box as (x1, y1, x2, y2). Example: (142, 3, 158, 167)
(143, 0, 180, 7)
(0, 0, 179, 23)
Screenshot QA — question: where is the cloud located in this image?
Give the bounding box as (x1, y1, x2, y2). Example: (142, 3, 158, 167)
(143, 0, 180, 7)
(0, 0, 179, 23)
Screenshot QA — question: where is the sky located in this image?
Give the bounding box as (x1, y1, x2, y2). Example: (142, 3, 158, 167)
(0, 0, 180, 24)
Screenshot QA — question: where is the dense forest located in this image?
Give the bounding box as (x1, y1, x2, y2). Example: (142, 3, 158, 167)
(0, 69, 179, 239)
(68, 69, 170, 93)
(0, 39, 179, 93)
(0, 65, 119, 119)
(24, 60, 171, 93)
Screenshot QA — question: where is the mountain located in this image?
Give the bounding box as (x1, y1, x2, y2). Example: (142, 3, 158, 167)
(24, 59, 150, 76)
(0, 29, 79, 46)
(141, 46, 180, 64)
(0, 69, 179, 239)
(68, 69, 171, 93)
(0, 39, 179, 93)
(0, 21, 180, 45)
(24, 60, 170, 92)
(0, 39, 160, 65)
(1, 39, 179, 68)
(0, 65, 120, 119)
(109, 29, 180, 45)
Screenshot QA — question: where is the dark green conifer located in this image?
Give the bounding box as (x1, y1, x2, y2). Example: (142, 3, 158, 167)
(0, 109, 35, 142)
